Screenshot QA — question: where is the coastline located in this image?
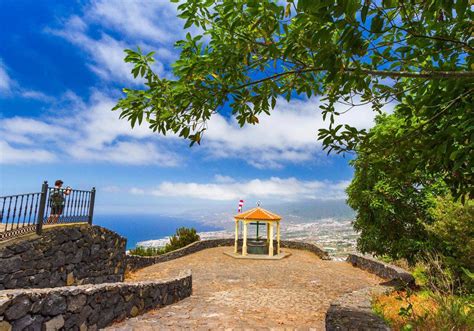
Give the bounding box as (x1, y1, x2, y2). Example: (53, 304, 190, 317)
(137, 217, 358, 260)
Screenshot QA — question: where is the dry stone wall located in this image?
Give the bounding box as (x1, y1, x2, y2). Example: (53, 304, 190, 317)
(0, 225, 127, 290)
(280, 240, 330, 260)
(126, 238, 330, 271)
(0, 271, 192, 331)
(126, 239, 235, 271)
(324, 254, 416, 330)
(347, 254, 415, 286)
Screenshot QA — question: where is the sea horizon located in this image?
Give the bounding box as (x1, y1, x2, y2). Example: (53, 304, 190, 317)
(93, 213, 358, 259)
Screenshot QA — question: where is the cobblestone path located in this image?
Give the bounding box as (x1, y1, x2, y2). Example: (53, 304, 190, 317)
(105, 247, 383, 330)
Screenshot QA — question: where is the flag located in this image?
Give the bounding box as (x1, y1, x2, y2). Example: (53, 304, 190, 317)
(238, 199, 244, 213)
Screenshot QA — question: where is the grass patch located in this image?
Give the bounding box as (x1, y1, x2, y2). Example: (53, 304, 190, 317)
(373, 286, 473, 330)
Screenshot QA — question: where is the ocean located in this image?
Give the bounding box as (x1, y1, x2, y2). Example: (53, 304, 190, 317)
(96, 213, 360, 259)
(93, 214, 221, 249)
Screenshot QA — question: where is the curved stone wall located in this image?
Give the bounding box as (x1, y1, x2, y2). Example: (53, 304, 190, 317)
(126, 238, 330, 271)
(347, 254, 415, 286)
(0, 271, 191, 330)
(325, 254, 416, 330)
(280, 240, 330, 260)
(0, 224, 127, 289)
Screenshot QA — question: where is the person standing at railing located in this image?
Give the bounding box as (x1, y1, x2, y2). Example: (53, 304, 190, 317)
(47, 179, 71, 224)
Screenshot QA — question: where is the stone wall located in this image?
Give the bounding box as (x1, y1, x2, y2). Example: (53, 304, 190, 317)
(325, 254, 416, 330)
(347, 254, 415, 286)
(126, 239, 235, 271)
(325, 286, 391, 331)
(0, 271, 192, 330)
(280, 240, 330, 260)
(0, 225, 127, 290)
(126, 238, 330, 272)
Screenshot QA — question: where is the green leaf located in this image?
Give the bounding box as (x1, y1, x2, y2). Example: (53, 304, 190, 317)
(361, 4, 369, 23)
(371, 15, 384, 33)
(455, 0, 468, 19)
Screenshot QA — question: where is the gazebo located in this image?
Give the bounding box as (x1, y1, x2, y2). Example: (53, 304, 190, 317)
(228, 206, 287, 259)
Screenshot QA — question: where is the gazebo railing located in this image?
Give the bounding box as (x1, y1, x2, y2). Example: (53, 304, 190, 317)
(0, 181, 96, 241)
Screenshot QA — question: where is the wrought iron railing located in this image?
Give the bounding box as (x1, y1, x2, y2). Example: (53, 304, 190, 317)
(0, 181, 96, 241)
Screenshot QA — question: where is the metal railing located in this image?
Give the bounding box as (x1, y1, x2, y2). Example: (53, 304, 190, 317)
(0, 181, 96, 241)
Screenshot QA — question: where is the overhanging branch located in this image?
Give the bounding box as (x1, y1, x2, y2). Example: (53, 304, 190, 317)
(233, 67, 474, 91)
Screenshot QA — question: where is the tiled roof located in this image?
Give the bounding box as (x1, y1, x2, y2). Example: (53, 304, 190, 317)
(234, 207, 281, 221)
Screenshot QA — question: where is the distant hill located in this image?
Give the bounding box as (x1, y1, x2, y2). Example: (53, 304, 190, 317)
(168, 199, 355, 229)
(266, 199, 355, 222)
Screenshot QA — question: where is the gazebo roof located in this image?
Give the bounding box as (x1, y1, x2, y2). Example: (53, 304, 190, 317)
(234, 207, 282, 221)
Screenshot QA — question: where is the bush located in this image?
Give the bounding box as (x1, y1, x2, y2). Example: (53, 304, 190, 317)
(129, 227, 200, 257)
(373, 253, 474, 330)
(164, 227, 200, 252)
(425, 196, 474, 289)
(128, 246, 164, 256)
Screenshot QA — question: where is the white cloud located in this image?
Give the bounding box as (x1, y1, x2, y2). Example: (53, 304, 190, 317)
(131, 176, 350, 201)
(0, 141, 56, 164)
(0, 93, 389, 168)
(86, 0, 181, 43)
(0, 117, 69, 145)
(0, 91, 180, 166)
(70, 141, 179, 166)
(214, 174, 236, 183)
(204, 97, 387, 168)
(0, 61, 13, 94)
(0, 58, 55, 101)
(47, 20, 137, 83)
(46, 1, 184, 83)
(20, 90, 55, 102)
(130, 187, 145, 195)
(102, 185, 120, 193)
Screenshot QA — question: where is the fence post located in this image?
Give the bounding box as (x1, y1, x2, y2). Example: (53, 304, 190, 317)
(36, 181, 48, 235)
(88, 187, 96, 225)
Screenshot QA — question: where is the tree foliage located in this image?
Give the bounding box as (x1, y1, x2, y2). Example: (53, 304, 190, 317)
(348, 109, 473, 276)
(427, 196, 474, 286)
(166, 227, 200, 251)
(347, 113, 450, 262)
(114, 0, 473, 197)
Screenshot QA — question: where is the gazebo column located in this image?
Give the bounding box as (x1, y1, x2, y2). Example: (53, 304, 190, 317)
(268, 222, 274, 257)
(266, 222, 270, 245)
(277, 221, 281, 254)
(243, 221, 248, 256)
(234, 220, 239, 253)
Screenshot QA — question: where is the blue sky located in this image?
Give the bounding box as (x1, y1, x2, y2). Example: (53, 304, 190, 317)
(0, 1, 379, 216)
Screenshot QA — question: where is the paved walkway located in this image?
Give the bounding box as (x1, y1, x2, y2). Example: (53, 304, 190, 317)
(106, 247, 383, 330)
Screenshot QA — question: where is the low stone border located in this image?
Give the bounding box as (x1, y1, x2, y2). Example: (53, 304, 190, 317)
(325, 254, 416, 330)
(126, 239, 234, 271)
(126, 239, 330, 271)
(346, 254, 415, 286)
(280, 240, 330, 260)
(325, 286, 391, 331)
(0, 270, 191, 330)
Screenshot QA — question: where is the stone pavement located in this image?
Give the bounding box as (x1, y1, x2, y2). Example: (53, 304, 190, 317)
(105, 247, 383, 330)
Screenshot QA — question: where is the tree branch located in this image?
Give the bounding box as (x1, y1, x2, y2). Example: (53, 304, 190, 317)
(232, 67, 474, 91)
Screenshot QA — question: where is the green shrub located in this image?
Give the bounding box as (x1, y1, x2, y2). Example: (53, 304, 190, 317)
(164, 227, 200, 252)
(129, 227, 200, 257)
(431, 293, 474, 331)
(373, 256, 473, 331)
(128, 246, 164, 256)
(426, 196, 474, 289)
